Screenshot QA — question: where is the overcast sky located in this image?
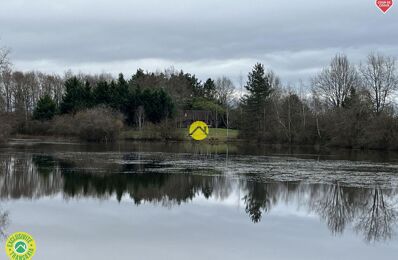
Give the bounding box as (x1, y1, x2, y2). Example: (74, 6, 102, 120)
(0, 0, 397, 87)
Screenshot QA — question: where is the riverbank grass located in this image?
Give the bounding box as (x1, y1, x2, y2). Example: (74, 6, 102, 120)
(120, 128, 239, 142)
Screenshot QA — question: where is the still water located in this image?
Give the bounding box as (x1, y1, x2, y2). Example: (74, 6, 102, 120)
(0, 141, 398, 259)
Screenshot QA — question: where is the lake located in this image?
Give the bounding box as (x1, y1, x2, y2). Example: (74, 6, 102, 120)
(0, 140, 397, 260)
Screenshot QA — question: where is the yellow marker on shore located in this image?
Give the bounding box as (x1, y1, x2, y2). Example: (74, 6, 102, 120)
(189, 121, 209, 141)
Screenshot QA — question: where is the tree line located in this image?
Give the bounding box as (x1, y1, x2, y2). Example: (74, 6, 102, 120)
(1, 44, 398, 148)
(240, 54, 398, 149)
(0, 48, 234, 130)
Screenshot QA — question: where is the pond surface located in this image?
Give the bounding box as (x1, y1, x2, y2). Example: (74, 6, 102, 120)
(0, 141, 398, 260)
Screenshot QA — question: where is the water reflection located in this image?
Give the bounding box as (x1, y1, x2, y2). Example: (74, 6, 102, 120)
(309, 184, 398, 242)
(0, 152, 397, 243)
(0, 208, 8, 239)
(355, 188, 398, 242)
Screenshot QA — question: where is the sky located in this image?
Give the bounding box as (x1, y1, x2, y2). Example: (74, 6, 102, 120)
(0, 0, 397, 87)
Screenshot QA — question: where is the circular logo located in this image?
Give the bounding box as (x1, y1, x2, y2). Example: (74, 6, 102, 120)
(189, 121, 209, 141)
(5, 232, 36, 260)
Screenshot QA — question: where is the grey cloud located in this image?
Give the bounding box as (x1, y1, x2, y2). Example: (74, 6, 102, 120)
(0, 0, 397, 84)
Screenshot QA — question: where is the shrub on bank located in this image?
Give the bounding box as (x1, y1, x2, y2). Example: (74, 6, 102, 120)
(13, 106, 124, 142)
(0, 118, 11, 144)
(0, 113, 19, 144)
(74, 107, 124, 142)
(158, 121, 184, 141)
(122, 122, 184, 141)
(18, 120, 52, 136)
(50, 114, 78, 136)
(358, 113, 398, 150)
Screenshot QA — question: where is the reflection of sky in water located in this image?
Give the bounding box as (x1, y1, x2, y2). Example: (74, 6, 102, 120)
(3, 196, 398, 260)
(0, 144, 398, 259)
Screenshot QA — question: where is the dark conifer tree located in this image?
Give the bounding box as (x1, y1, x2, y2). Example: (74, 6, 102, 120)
(241, 63, 274, 139)
(203, 78, 216, 100)
(93, 81, 112, 106)
(60, 77, 88, 114)
(116, 73, 129, 112)
(33, 95, 57, 121)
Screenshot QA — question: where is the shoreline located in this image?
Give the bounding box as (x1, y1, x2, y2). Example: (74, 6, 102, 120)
(4, 134, 398, 153)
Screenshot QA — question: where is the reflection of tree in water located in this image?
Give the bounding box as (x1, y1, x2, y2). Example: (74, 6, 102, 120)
(42, 155, 232, 206)
(0, 207, 9, 240)
(32, 155, 57, 176)
(242, 180, 302, 223)
(309, 183, 355, 235)
(309, 183, 398, 242)
(354, 188, 398, 242)
(0, 153, 397, 242)
(242, 182, 273, 223)
(0, 154, 63, 199)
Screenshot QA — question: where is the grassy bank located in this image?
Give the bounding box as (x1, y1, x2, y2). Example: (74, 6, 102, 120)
(120, 128, 239, 143)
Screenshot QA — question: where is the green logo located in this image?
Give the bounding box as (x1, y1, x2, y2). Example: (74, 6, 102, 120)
(14, 241, 28, 254)
(5, 232, 36, 259)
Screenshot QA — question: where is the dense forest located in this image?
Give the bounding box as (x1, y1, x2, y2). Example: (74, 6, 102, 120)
(1, 45, 398, 149)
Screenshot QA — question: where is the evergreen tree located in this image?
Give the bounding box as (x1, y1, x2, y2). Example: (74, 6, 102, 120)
(241, 63, 274, 139)
(83, 81, 93, 108)
(157, 89, 174, 120)
(33, 94, 57, 121)
(93, 81, 112, 106)
(129, 69, 145, 89)
(124, 86, 141, 124)
(243, 63, 273, 105)
(60, 77, 90, 114)
(141, 89, 157, 122)
(115, 73, 129, 112)
(58, 73, 175, 127)
(184, 73, 203, 98)
(203, 78, 216, 100)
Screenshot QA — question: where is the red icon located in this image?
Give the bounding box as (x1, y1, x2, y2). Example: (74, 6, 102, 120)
(376, 0, 393, 13)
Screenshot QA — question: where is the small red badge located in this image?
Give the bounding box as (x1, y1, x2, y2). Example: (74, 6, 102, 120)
(376, 0, 393, 13)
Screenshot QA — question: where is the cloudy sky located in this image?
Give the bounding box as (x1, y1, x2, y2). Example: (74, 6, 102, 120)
(0, 0, 397, 86)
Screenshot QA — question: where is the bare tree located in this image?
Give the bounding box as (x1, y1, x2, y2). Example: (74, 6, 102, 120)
(215, 76, 234, 106)
(0, 46, 10, 71)
(273, 88, 309, 144)
(12, 71, 34, 122)
(135, 106, 145, 131)
(0, 68, 13, 112)
(312, 95, 323, 140)
(312, 54, 359, 108)
(37, 72, 64, 105)
(26, 72, 39, 111)
(272, 88, 291, 142)
(215, 77, 235, 137)
(360, 53, 398, 113)
(0, 46, 11, 112)
(265, 70, 282, 89)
